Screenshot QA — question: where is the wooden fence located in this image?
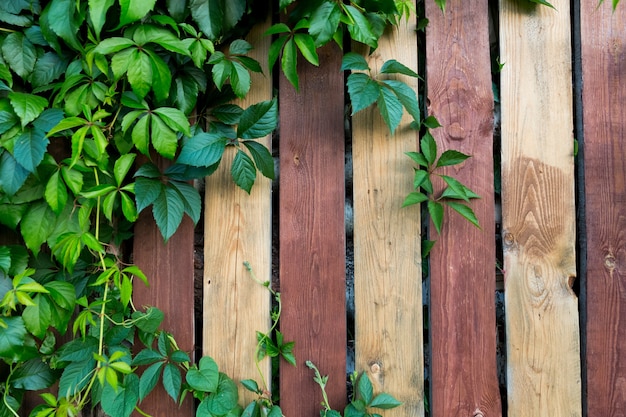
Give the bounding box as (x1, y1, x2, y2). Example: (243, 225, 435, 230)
(132, 1, 626, 416)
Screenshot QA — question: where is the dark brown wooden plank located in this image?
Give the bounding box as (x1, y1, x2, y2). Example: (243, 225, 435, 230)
(581, 3, 626, 416)
(279, 42, 346, 416)
(133, 156, 195, 417)
(425, 2, 502, 416)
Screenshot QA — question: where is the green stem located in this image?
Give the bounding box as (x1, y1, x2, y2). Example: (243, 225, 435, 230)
(3, 366, 19, 417)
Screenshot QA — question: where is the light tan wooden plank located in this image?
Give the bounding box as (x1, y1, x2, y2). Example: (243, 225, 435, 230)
(203, 20, 272, 405)
(499, 0, 581, 416)
(352, 7, 423, 416)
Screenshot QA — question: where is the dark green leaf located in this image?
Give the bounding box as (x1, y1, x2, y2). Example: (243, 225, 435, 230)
(133, 349, 165, 366)
(229, 39, 252, 55)
(1, 32, 36, 78)
(139, 362, 164, 401)
(31, 52, 67, 88)
(9, 92, 49, 128)
(267, 35, 288, 73)
(380, 59, 419, 77)
(369, 393, 403, 409)
(174, 74, 200, 115)
(231, 61, 251, 98)
(169, 181, 201, 224)
(152, 186, 185, 241)
(309, 1, 341, 46)
(0, 152, 30, 195)
(153, 107, 191, 137)
(341, 52, 370, 71)
(528, 0, 555, 8)
(177, 131, 226, 167)
(0, 317, 27, 360)
(243, 141, 274, 180)
(240, 379, 259, 393)
(89, 0, 116, 39)
(422, 115, 441, 129)
(436, 150, 471, 167)
(135, 177, 163, 214)
(376, 86, 403, 134)
(162, 362, 182, 401)
(14, 128, 49, 172)
(10, 358, 56, 390)
(294, 33, 319, 66)
(101, 373, 139, 417)
(207, 373, 239, 415)
(402, 192, 428, 207)
(347, 73, 380, 114)
(344, 5, 377, 48)
(440, 175, 472, 202)
(58, 358, 96, 397)
(186, 356, 219, 392)
(357, 373, 373, 404)
(132, 307, 165, 333)
(189, 0, 224, 40)
(0, 110, 18, 134)
(428, 200, 444, 235)
(212, 104, 243, 124)
(57, 337, 99, 362)
(231, 150, 256, 193)
(420, 132, 437, 166)
(145, 50, 172, 102)
(382, 80, 420, 122)
(47, 0, 83, 52)
(422, 240, 435, 258)
(119, 0, 157, 27)
(446, 201, 480, 228)
(20, 201, 55, 256)
(281, 37, 298, 90)
(237, 99, 278, 139)
(44, 170, 68, 214)
(45, 281, 77, 310)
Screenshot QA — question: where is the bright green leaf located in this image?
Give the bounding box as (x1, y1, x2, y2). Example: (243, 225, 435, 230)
(153, 108, 191, 137)
(139, 362, 164, 401)
(114, 154, 137, 187)
(22, 294, 52, 338)
(309, 1, 341, 46)
(369, 393, 403, 409)
(446, 201, 480, 228)
(281, 37, 298, 90)
(151, 114, 178, 159)
(428, 200, 444, 235)
(380, 59, 419, 77)
(44, 170, 68, 214)
(294, 33, 319, 66)
(93, 37, 135, 55)
(20, 201, 55, 256)
(237, 99, 277, 139)
(133, 25, 190, 55)
(402, 191, 428, 207)
(44, 281, 76, 310)
(344, 5, 377, 48)
(231, 61, 251, 98)
(89, 0, 116, 39)
(127, 50, 153, 99)
(436, 150, 471, 167)
(347, 73, 380, 114)
(119, 0, 157, 27)
(420, 132, 437, 166)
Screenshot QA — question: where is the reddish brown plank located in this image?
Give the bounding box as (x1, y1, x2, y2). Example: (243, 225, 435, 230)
(279, 43, 346, 416)
(425, 2, 502, 416)
(581, 3, 626, 416)
(133, 156, 195, 417)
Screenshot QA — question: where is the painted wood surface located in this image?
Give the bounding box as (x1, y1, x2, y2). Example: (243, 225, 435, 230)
(133, 156, 195, 417)
(278, 42, 347, 416)
(425, 1, 502, 416)
(351, 9, 423, 417)
(499, 0, 581, 415)
(581, 3, 626, 416)
(202, 20, 273, 405)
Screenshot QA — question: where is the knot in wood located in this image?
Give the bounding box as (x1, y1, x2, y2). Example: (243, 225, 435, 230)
(446, 122, 466, 141)
(473, 413, 484, 417)
(503, 232, 515, 247)
(370, 363, 381, 374)
(605, 254, 616, 270)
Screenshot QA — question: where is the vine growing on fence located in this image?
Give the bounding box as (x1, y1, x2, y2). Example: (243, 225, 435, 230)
(0, 0, 596, 415)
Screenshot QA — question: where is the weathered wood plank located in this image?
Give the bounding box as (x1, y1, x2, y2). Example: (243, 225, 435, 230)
(352, 8, 423, 417)
(581, 3, 626, 416)
(425, 2, 502, 416)
(500, 0, 581, 415)
(203, 20, 273, 405)
(279, 43, 346, 416)
(133, 156, 195, 417)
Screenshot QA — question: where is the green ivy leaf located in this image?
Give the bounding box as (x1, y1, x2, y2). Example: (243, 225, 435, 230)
(89, 0, 116, 39)
(237, 99, 278, 139)
(420, 132, 437, 166)
(0, 152, 30, 195)
(190, 0, 245, 41)
(135, 177, 164, 213)
(152, 186, 185, 241)
(132, 307, 164, 333)
(1, 32, 36, 78)
(341, 52, 370, 71)
(9, 92, 49, 128)
(22, 294, 52, 338)
(13, 128, 49, 173)
(133, 25, 190, 56)
(428, 200, 444, 235)
(212, 104, 243, 124)
(528, 0, 555, 8)
(440, 175, 478, 202)
(30, 52, 68, 88)
(347, 73, 380, 114)
(20, 201, 55, 256)
(344, 5, 377, 48)
(10, 358, 56, 390)
(231, 150, 256, 193)
(186, 356, 219, 392)
(231, 61, 251, 98)
(402, 192, 428, 208)
(294, 33, 319, 66)
(177, 131, 227, 167)
(436, 150, 470, 167)
(422, 115, 441, 129)
(162, 362, 182, 401)
(309, 1, 341, 46)
(380, 59, 419, 77)
(57, 337, 99, 362)
(169, 181, 201, 225)
(376, 86, 403, 134)
(369, 393, 403, 409)
(0, 317, 27, 360)
(357, 373, 373, 405)
(101, 373, 140, 417)
(281, 37, 299, 90)
(58, 358, 96, 397)
(207, 373, 239, 415)
(44, 170, 68, 215)
(45, 281, 76, 310)
(131, 114, 150, 155)
(242, 141, 274, 180)
(240, 379, 259, 394)
(445, 201, 480, 228)
(118, 0, 157, 27)
(151, 114, 179, 159)
(267, 35, 288, 73)
(153, 108, 191, 137)
(382, 80, 420, 123)
(145, 50, 173, 102)
(435, 0, 446, 12)
(127, 50, 153, 99)
(139, 361, 164, 401)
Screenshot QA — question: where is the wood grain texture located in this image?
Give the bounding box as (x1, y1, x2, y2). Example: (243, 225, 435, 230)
(581, 3, 626, 416)
(425, 1, 502, 416)
(133, 156, 195, 417)
(279, 42, 346, 416)
(500, 0, 581, 415)
(351, 10, 423, 417)
(203, 20, 272, 405)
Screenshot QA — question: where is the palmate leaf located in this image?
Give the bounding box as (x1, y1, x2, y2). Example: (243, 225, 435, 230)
(101, 373, 140, 417)
(237, 99, 278, 139)
(446, 201, 480, 228)
(343, 5, 377, 48)
(428, 200, 444, 235)
(347, 73, 380, 114)
(0, 151, 30, 194)
(382, 80, 420, 122)
(46, 0, 84, 52)
(243, 141, 274, 180)
(89, 0, 115, 39)
(231, 150, 256, 193)
(10, 358, 56, 391)
(177, 131, 227, 167)
(152, 186, 185, 242)
(118, 0, 157, 27)
(9, 92, 49, 128)
(1, 32, 36, 78)
(309, 1, 341, 46)
(13, 128, 49, 172)
(162, 362, 182, 401)
(190, 0, 245, 41)
(127, 49, 153, 99)
(376, 86, 403, 135)
(281, 37, 299, 90)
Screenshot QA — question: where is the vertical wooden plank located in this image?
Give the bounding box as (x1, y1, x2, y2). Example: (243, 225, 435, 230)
(425, 1, 502, 416)
(581, 3, 626, 416)
(203, 20, 272, 405)
(500, 0, 581, 416)
(352, 8, 423, 417)
(133, 157, 195, 417)
(279, 43, 346, 416)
